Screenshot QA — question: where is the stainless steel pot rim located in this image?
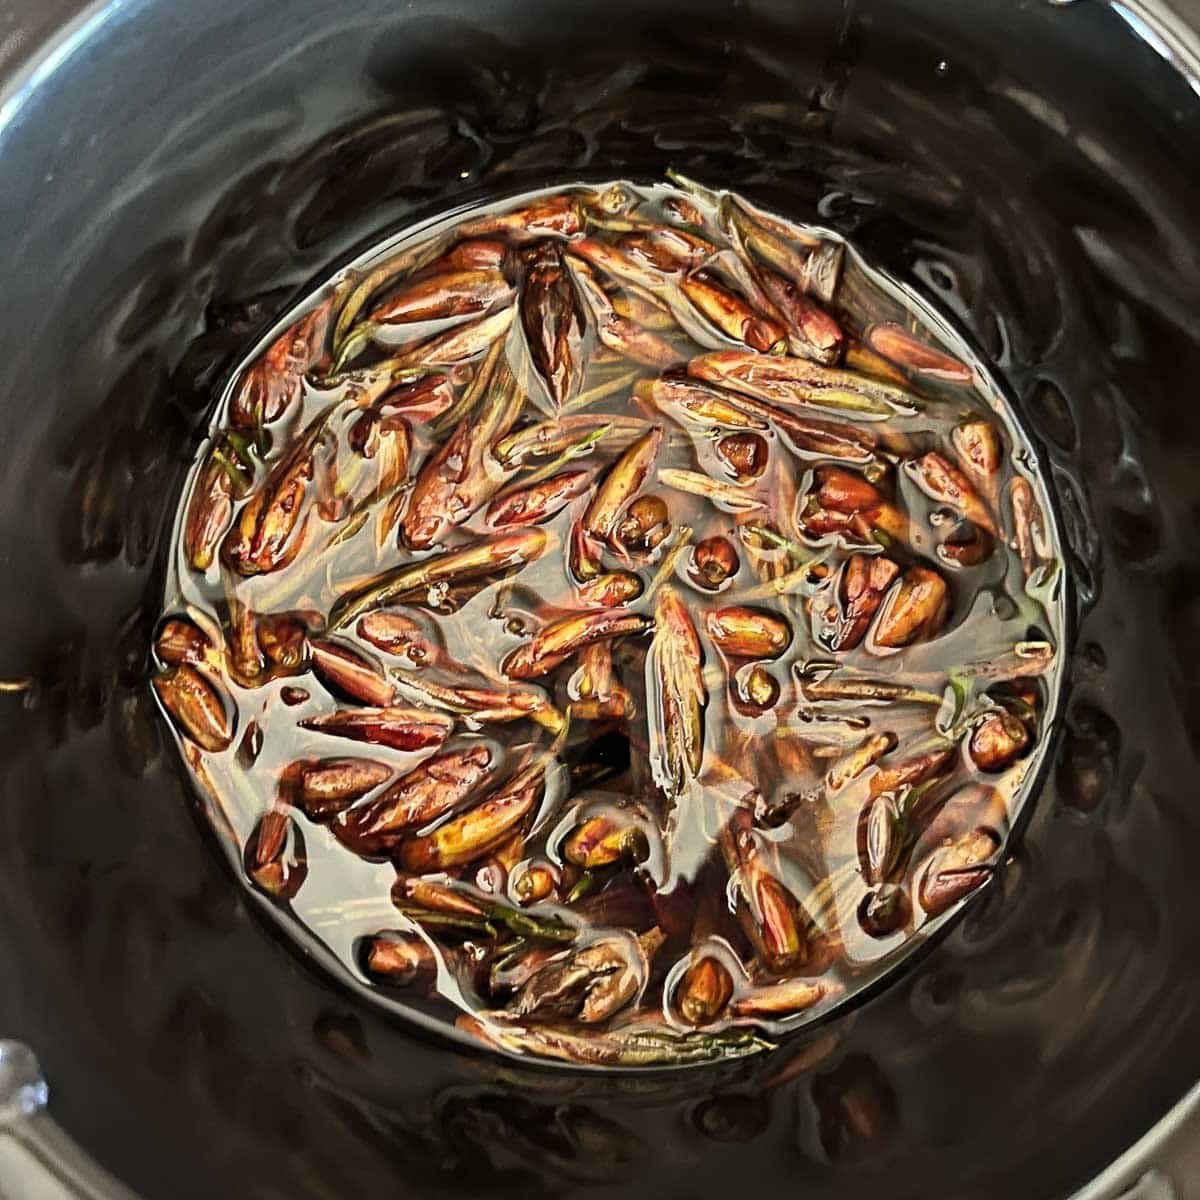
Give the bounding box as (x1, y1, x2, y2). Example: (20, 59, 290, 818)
(0, 0, 1197, 1196)
(0, 1038, 1196, 1198)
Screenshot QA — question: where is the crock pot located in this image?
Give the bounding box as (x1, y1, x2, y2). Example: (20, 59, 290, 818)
(1, 1, 1199, 1196)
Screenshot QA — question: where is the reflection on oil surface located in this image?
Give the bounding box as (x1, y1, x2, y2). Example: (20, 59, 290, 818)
(154, 175, 1065, 1066)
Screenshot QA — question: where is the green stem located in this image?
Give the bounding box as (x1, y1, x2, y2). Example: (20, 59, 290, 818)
(642, 526, 694, 601)
(565, 870, 598, 904)
(743, 524, 811, 562)
(485, 903, 577, 943)
(560, 368, 642, 415)
(396, 908, 497, 936)
(517, 424, 612, 489)
(329, 320, 380, 376)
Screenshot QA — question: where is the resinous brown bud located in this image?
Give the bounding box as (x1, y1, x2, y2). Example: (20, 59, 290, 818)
(299, 706, 453, 752)
(681, 272, 788, 352)
(244, 812, 307, 901)
(332, 745, 491, 856)
(355, 610, 440, 666)
(615, 494, 670, 553)
(397, 758, 547, 871)
(871, 567, 949, 650)
(916, 827, 999, 916)
(256, 613, 312, 671)
(866, 322, 972, 382)
(563, 814, 650, 869)
(716, 432, 768, 480)
(676, 955, 735, 1026)
(736, 663, 780, 711)
(486, 470, 593, 529)
(294, 757, 393, 820)
(907, 452, 998, 536)
(520, 241, 584, 410)
(310, 640, 395, 707)
(858, 884, 911, 937)
(152, 665, 234, 752)
(576, 571, 644, 607)
(364, 933, 436, 984)
(649, 587, 706, 797)
(705, 606, 792, 659)
(690, 536, 740, 589)
(155, 618, 213, 668)
(968, 710, 1031, 772)
(729, 979, 828, 1019)
(512, 861, 560, 905)
(826, 554, 901, 651)
(503, 609, 653, 679)
(370, 269, 513, 325)
(951, 418, 1003, 513)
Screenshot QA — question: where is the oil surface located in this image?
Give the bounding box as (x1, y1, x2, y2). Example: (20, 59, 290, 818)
(155, 180, 1064, 1066)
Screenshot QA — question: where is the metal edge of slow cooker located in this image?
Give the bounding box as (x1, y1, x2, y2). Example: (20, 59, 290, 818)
(0, 0, 1196, 1196)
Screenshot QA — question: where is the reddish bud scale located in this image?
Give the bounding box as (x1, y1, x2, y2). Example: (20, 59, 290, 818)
(576, 571, 644, 608)
(866, 322, 972, 382)
(676, 956, 735, 1026)
(486, 470, 593, 529)
(520, 241, 584, 410)
(152, 665, 234, 752)
(370, 269, 513, 325)
(398, 770, 544, 872)
(871, 568, 949, 650)
(295, 758, 393, 819)
(310, 640, 395, 707)
(356, 611, 439, 665)
(705, 606, 792, 659)
(681, 273, 788, 352)
(503, 609, 653, 679)
(299, 706, 453, 752)
(230, 299, 333, 429)
(333, 745, 491, 856)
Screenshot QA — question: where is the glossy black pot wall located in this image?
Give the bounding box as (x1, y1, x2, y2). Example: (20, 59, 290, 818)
(1, 2, 1199, 1197)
